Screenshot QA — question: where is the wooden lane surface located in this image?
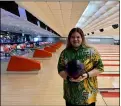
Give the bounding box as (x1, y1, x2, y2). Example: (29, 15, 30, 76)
(101, 56, 119, 61)
(98, 76, 119, 89)
(86, 44, 119, 105)
(103, 61, 119, 66)
(104, 66, 119, 72)
(102, 97, 119, 106)
(100, 53, 119, 55)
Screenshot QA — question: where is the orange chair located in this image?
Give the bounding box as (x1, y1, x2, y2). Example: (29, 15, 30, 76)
(50, 42, 62, 49)
(7, 56, 41, 71)
(44, 47, 56, 52)
(33, 49, 52, 58)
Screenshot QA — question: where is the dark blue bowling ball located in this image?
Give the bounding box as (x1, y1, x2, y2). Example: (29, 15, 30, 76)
(66, 60, 85, 79)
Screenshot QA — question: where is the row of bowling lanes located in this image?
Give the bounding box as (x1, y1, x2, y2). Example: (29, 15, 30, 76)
(0, 42, 51, 62)
(91, 44, 119, 106)
(1, 43, 119, 106)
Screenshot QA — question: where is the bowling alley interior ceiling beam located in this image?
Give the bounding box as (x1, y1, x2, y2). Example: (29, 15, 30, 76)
(16, 1, 63, 36)
(16, 1, 89, 37)
(16, 1, 119, 37)
(83, 6, 119, 33)
(78, 1, 119, 35)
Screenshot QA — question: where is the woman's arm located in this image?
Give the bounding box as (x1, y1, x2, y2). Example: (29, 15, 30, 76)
(80, 68, 102, 81)
(70, 68, 102, 82)
(87, 68, 102, 77)
(59, 71, 68, 80)
(58, 50, 68, 80)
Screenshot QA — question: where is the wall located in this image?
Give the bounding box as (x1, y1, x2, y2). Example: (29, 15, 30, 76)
(85, 37, 114, 44)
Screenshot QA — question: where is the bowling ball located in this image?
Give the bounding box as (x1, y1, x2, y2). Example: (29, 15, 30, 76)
(66, 60, 85, 79)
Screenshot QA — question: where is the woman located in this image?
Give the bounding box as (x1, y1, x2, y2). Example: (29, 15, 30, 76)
(57, 28, 104, 106)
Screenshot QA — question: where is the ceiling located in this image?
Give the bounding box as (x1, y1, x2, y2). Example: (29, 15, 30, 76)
(16, 1, 88, 36)
(16, 0, 119, 37)
(81, 1, 119, 34)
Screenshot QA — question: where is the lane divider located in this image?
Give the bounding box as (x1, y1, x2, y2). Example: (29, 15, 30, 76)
(100, 92, 119, 97)
(104, 64, 119, 66)
(100, 54, 119, 55)
(101, 56, 119, 57)
(99, 74, 119, 77)
(102, 59, 119, 61)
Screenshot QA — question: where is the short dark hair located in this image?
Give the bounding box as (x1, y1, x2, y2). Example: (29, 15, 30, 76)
(66, 27, 87, 49)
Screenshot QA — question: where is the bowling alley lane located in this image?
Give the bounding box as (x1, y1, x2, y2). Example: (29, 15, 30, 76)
(103, 60, 119, 66)
(98, 76, 119, 89)
(101, 56, 119, 61)
(101, 54, 119, 57)
(100, 53, 119, 55)
(98, 50, 119, 53)
(102, 97, 119, 106)
(99, 90, 119, 106)
(104, 66, 119, 72)
(103, 60, 119, 64)
(96, 93, 107, 106)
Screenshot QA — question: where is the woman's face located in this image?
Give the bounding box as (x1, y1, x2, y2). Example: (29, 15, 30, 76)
(70, 32, 82, 48)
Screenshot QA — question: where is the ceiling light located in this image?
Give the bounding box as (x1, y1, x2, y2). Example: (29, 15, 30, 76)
(76, 1, 104, 28)
(105, 1, 118, 6)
